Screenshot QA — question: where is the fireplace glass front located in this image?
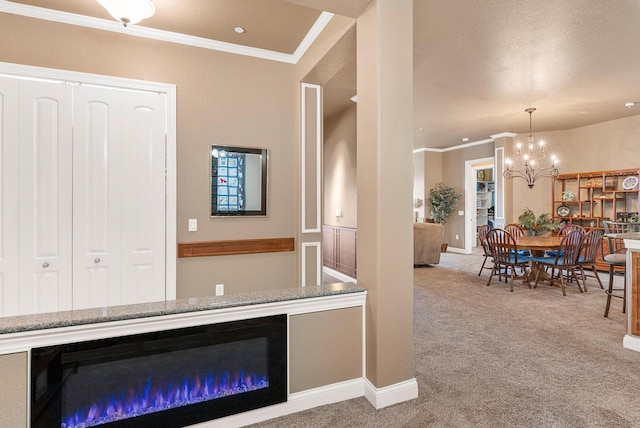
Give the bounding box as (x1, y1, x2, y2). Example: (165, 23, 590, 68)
(31, 315, 287, 428)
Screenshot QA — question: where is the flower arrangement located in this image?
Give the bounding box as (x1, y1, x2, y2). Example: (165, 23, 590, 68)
(518, 208, 560, 236)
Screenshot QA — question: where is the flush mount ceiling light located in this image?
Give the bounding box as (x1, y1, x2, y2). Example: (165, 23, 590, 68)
(234, 26, 246, 34)
(503, 108, 559, 189)
(625, 102, 637, 109)
(97, 0, 156, 27)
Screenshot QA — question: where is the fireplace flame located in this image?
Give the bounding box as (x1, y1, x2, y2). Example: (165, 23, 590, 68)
(62, 369, 268, 428)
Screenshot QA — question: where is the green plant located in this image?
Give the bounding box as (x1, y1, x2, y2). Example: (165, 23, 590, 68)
(518, 208, 560, 236)
(428, 183, 461, 225)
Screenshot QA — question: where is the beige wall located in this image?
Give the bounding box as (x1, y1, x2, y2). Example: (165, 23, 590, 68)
(431, 114, 640, 245)
(413, 150, 443, 220)
(511, 114, 640, 221)
(0, 352, 27, 427)
(324, 105, 357, 228)
(289, 307, 362, 393)
(0, 13, 302, 297)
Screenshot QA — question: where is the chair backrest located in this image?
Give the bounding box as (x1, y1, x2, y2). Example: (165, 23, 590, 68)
(478, 224, 492, 254)
(486, 229, 519, 264)
(558, 224, 585, 236)
(602, 221, 640, 255)
(579, 228, 604, 264)
(556, 229, 585, 266)
(505, 223, 525, 240)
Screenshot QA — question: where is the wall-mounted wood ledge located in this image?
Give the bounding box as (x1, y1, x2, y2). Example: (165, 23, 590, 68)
(178, 237, 295, 258)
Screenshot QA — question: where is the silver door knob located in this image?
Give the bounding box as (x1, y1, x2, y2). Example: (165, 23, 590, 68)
(42, 262, 49, 268)
(94, 258, 101, 263)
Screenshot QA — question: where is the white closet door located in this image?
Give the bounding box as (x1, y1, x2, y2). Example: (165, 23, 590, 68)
(0, 78, 20, 316)
(19, 81, 73, 315)
(121, 91, 166, 304)
(72, 85, 123, 310)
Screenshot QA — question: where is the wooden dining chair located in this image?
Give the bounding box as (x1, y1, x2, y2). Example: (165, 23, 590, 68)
(602, 221, 640, 317)
(477, 224, 493, 276)
(485, 229, 532, 291)
(531, 229, 585, 296)
(577, 228, 604, 292)
(505, 223, 530, 259)
(546, 224, 585, 257)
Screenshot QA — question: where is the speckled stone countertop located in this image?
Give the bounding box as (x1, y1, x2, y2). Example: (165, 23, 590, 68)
(0, 282, 364, 335)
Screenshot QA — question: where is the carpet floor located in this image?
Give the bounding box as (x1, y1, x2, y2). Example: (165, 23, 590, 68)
(249, 251, 640, 427)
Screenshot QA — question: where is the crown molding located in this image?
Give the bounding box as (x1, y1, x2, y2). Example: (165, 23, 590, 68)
(0, 1, 333, 64)
(413, 137, 495, 154)
(490, 132, 518, 139)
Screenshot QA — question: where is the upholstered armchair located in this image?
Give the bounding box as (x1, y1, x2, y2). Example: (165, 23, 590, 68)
(413, 222, 443, 265)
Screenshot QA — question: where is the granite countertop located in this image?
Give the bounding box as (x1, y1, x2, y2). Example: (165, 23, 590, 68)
(0, 282, 364, 335)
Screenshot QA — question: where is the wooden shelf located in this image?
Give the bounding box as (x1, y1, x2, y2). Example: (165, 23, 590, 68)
(177, 237, 295, 258)
(552, 168, 639, 269)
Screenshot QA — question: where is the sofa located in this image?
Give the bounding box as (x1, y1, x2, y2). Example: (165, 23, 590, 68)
(414, 222, 443, 265)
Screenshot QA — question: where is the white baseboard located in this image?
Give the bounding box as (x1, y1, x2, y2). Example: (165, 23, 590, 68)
(623, 334, 640, 352)
(322, 266, 357, 284)
(364, 377, 419, 410)
(446, 246, 468, 254)
(191, 378, 365, 427)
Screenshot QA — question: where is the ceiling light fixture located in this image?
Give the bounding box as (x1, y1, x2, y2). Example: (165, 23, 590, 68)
(503, 108, 559, 189)
(234, 26, 246, 34)
(625, 102, 636, 109)
(97, 0, 156, 27)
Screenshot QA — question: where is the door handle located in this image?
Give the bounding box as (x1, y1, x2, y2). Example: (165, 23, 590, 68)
(42, 262, 49, 268)
(94, 258, 101, 264)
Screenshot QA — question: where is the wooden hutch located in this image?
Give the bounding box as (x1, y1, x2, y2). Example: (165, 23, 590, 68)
(552, 168, 640, 270)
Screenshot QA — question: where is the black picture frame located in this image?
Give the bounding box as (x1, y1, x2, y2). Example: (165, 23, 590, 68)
(210, 145, 268, 217)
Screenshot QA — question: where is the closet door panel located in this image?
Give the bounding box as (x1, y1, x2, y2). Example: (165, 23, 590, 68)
(19, 81, 73, 315)
(73, 86, 123, 310)
(0, 78, 19, 316)
(121, 91, 166, 304)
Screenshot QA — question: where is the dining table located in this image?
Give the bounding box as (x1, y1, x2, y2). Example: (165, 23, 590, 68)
(515, 235, 563, 284)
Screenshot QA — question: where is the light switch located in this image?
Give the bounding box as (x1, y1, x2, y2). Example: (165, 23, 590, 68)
(458, 210, 464, 216)
(335, 208, 343, 219)
(188, 218, 197, 231)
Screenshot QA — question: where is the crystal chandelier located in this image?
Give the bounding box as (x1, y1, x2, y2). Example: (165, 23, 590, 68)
(503, 108, 559, 189)
(97, 0, 156, 27)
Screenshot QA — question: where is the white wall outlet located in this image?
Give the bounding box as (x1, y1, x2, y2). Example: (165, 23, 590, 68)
(188, 218, 197, 231)
(458, 210, 464, 216)
(215, 283, 224, 296)
(455, 235, 459, 240)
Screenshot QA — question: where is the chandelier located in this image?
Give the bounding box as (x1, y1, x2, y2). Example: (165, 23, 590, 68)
(503, 108, 559, 189)
(97, 0, 156, 27)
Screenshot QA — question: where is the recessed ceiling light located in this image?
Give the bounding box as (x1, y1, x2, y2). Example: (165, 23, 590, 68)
(462, 137, 469, 142)
(234, 26, 245, 34)
(625, 102, 636, 109)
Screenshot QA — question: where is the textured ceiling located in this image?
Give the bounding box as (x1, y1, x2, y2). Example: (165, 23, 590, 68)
(412, 0, 640, 149)
(7, 0, 640, 149)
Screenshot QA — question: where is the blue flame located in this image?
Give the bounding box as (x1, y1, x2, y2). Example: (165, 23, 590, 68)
(62, 369, 268, 428)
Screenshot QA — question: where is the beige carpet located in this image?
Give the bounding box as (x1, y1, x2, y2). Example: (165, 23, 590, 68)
(250, 251, 640, 427)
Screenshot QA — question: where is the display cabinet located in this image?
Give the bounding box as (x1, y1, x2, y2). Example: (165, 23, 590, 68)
(552, 168, 639, 229)
(552, 168, 639, 271)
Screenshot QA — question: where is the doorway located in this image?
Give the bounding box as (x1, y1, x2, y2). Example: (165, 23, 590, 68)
(464, 157, 495, 253)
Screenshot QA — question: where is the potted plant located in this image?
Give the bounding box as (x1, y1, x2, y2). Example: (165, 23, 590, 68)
(518, 208, 560, 236)
(427, 183, 462, 251)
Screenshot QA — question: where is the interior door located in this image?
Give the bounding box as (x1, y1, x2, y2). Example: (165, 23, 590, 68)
(72, 85, 124, 309)
(19, 80, 73, 315)
(120, 90, 166, 304)
(0, 78, 20, 316)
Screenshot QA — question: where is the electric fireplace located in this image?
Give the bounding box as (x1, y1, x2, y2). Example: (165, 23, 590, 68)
(31, 315, 287, 428)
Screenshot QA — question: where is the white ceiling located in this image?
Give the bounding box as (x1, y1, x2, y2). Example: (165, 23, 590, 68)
(6, 0, 640, 150)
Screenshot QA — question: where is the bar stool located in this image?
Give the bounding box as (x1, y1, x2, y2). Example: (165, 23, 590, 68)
(602, 221, 640, 317)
